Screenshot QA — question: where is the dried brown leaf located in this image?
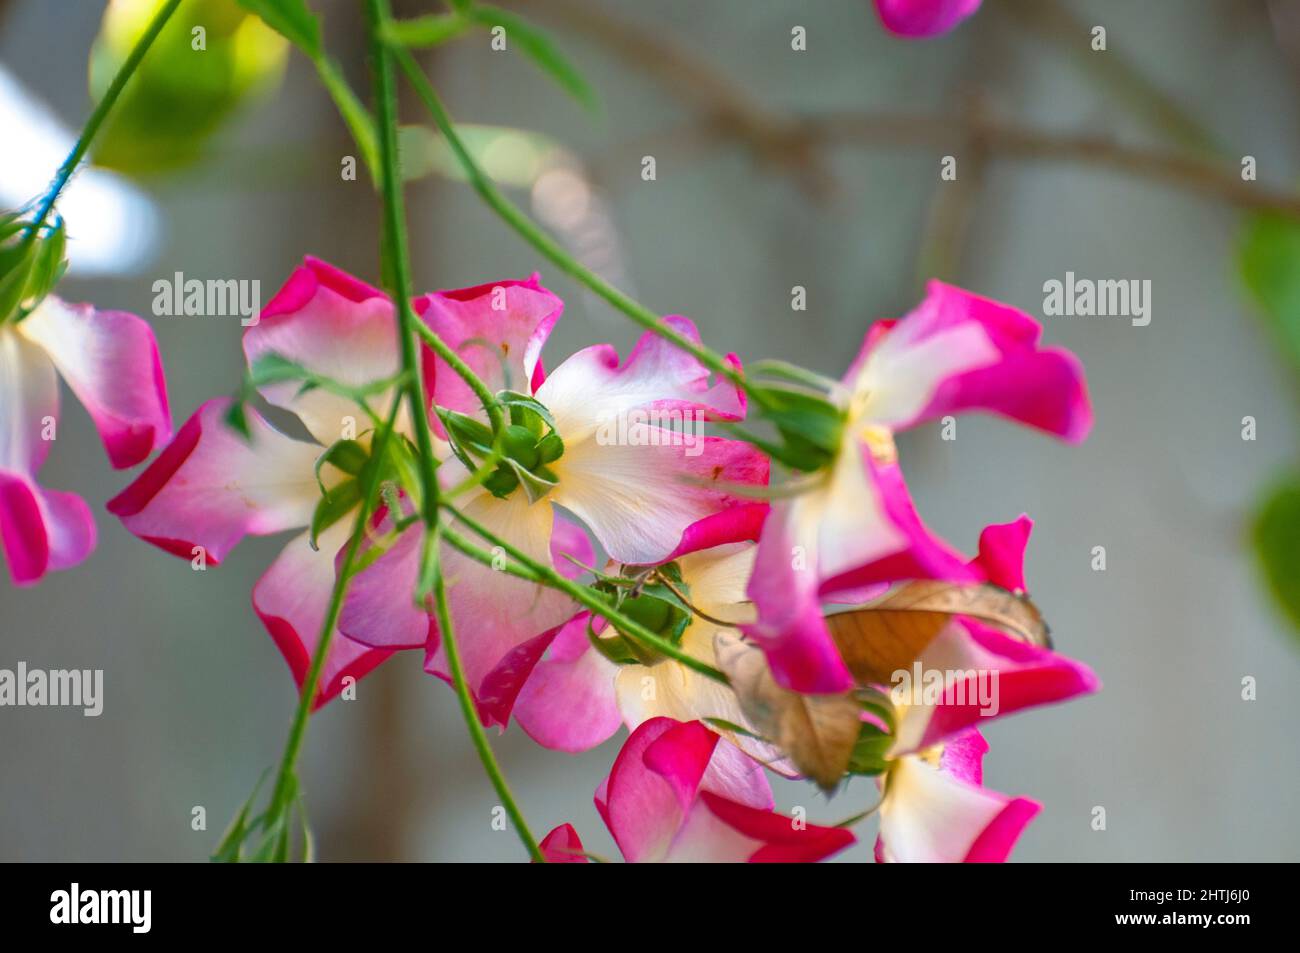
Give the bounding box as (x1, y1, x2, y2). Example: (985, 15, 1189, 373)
(824, 581, 1049, 685)
(714, 632, 861, 790)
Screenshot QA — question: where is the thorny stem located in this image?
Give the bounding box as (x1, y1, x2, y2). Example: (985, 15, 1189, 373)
(429, 528, 544, 861)
(266, 395, 404, 822)
(365, 0, 541, 862)
(368, 0, 440, 532)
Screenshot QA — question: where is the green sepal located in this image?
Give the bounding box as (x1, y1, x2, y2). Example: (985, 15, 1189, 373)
(16, 218, 67, 317)
(482, 465, 520, 499)
(585, 617, 643, 666)
(0, 232, 36, 323)
(845, 722, 893, 777)
(537, 431, 564, 464)
(856, 686, 897, 733)
(756, 385, 845, 470)
(498, 390, 558, 432)
(502, 457, 557, 504)
(501, 423, 541, 470)
(438, 407, 495, 456)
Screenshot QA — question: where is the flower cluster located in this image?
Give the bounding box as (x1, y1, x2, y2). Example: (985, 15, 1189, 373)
(5, 248, 1100, 862)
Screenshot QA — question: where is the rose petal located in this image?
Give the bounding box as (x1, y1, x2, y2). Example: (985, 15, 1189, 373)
(18, 297, 171, 469)
(0, 469, 95, 585)
(107, 398, 320, 563)
(422, 275, 564, 422)
(254, 524, 394, 710)
(513, 614, 623, 752)
(877, 746, 1039, 863)
(891, 620, 1101, 756)
(0, 326, 59, 475)
(747, 447, 971, 693)
(246, 258, 401, 447)
(537, 823, 588, 863)
(853, 281, 1091, 442)
(875, 0, 982, 37)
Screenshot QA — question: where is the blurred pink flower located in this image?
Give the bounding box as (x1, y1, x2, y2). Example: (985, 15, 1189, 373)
(1, 297, 170, 585)
(875, 0, 982, 37)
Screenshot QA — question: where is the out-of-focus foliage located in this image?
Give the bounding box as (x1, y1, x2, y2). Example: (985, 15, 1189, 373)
(89, 0, 289, 174)
(1239, 213, 1300, 374)
(1252, 475, 1300, 643)
(1238, 214, 1300, 645)
(397, 124, 562, 186)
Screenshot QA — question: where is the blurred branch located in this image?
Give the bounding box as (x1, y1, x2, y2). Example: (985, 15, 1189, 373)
(913, 103, 990, 287)
(993, 0, 1221, 153)
(525, 0, 1296, 220)
(597, 110, 1300, 221)
(815, 112, 1300, 215)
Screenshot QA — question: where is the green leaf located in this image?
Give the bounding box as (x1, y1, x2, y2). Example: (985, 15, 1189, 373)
(248, 351, 310, 386)
(702, 718, 765, 741)
(295, 790, 315, 863)
(236, 0, 322, 58)
(1239, 213, 1300, 372)
(310, 478, 362, 549)
(1252, 475, 1300, 640)
(234, 1, 378, 180)
(468, 6, 599, 114)
(396, 123, 562, 188)
(748, 359, 839, 392)
(211, 768, 271, 863)
(384, 13, 471, 48)
(315, 438, 369, 493)
(315, 57, 379, 180)
(856, 686, 896, 733)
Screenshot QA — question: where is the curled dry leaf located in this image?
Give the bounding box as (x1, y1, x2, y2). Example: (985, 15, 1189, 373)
(714, 631, 861, 791)
(823, 580, 1049, 686)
